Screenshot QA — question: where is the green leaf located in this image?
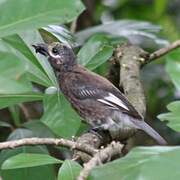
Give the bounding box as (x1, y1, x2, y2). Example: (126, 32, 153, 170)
(42, 25, 77, 47)
(58, 160, 82, 180)
(0, 51, 26, 78)
(0, 128, 56, 180)
(9, 106, 21, 127)
(41, 93, 81, 138)
(77, 34, 113, 70)
(158, 101, 180, 131)
(0, 129, 49, 165)
(1, 153, 62, 170)
(0, 0, 85, 38)
(90, 146, 180, 180)
(0, 93, 43, 109)
(86, 45, 113, 70)
(0, 77, 31, 94)
(0, 51, 32, 93)
(1, 165, 56, 180)
(19, 30, 58, 86)
(154, 0, 168, 16)
(75, 20, 168, 50)
(3, 32, 56, 87)
(0, 121, 12, 128)
(3, 34, 44, 72)
(23, 121, 55, 138)
(166, 50, 180, 90)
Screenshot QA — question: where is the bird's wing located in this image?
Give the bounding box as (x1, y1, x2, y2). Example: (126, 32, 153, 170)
(68, 66, 142, 119)
(71, 84, 142, 119)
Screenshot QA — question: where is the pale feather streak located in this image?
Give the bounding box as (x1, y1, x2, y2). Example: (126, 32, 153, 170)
(103, 93, 129, 110)
(80, 89, 129, 111)
(97, 99, 117, 109)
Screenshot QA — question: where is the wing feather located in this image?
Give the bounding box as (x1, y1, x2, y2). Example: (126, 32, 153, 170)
(103, 93, 129, 110)
(72, 87, 130, 111)
(69, 66, 143, 119)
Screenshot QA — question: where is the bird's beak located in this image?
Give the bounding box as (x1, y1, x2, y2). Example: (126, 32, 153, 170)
(32, 43, 49, 56)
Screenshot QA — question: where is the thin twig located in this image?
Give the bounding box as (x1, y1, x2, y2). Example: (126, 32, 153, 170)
(0, 137, 98, 156)
(77, 141, 123, 180)
(149, 40, 180, 61)
(70, 18, 78, 33)
(19, 104, 31, 120)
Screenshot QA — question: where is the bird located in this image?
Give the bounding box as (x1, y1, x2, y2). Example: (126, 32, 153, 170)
(32, 42, 167, 145)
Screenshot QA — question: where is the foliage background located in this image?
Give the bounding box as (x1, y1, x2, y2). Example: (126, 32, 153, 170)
(0, 0, 179, 179)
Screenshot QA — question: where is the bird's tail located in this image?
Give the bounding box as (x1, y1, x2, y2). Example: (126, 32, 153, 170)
(132, 120, 167, 145)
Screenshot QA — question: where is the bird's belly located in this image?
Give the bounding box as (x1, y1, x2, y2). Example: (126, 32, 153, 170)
(83, 108, 137, 140)
(107, 111, 137, 139)
(66, 97, 137, 140)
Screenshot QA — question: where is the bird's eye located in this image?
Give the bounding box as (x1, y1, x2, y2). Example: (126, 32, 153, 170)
(52, 47, 58, 55)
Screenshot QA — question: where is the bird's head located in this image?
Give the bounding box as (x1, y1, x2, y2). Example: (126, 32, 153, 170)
(32, 42, 77, 71)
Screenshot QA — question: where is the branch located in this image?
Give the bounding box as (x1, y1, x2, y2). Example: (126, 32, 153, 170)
(110, 40, 180, 113)
(0, 137, 98, 156)
(77, 141, 123, 180)
(73, 132, 105, 163)
(149, 39, 180, 61)
(116, 44, 148, 116)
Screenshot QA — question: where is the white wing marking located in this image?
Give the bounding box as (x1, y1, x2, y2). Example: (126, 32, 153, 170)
(80, 89, 95, 97)
(99, 93, 129, 110)
(97, 99, 117, 109)
(80, 90, 85, 96)
(86, 90, 91, 96)
(82, 90, 87, 96)
(79, 89, 129, 111)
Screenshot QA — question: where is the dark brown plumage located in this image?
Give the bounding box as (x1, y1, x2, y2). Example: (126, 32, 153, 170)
(33, 42, 167, 145)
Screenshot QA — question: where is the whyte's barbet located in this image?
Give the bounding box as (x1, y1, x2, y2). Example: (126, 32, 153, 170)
(33, 42, 167, 145)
